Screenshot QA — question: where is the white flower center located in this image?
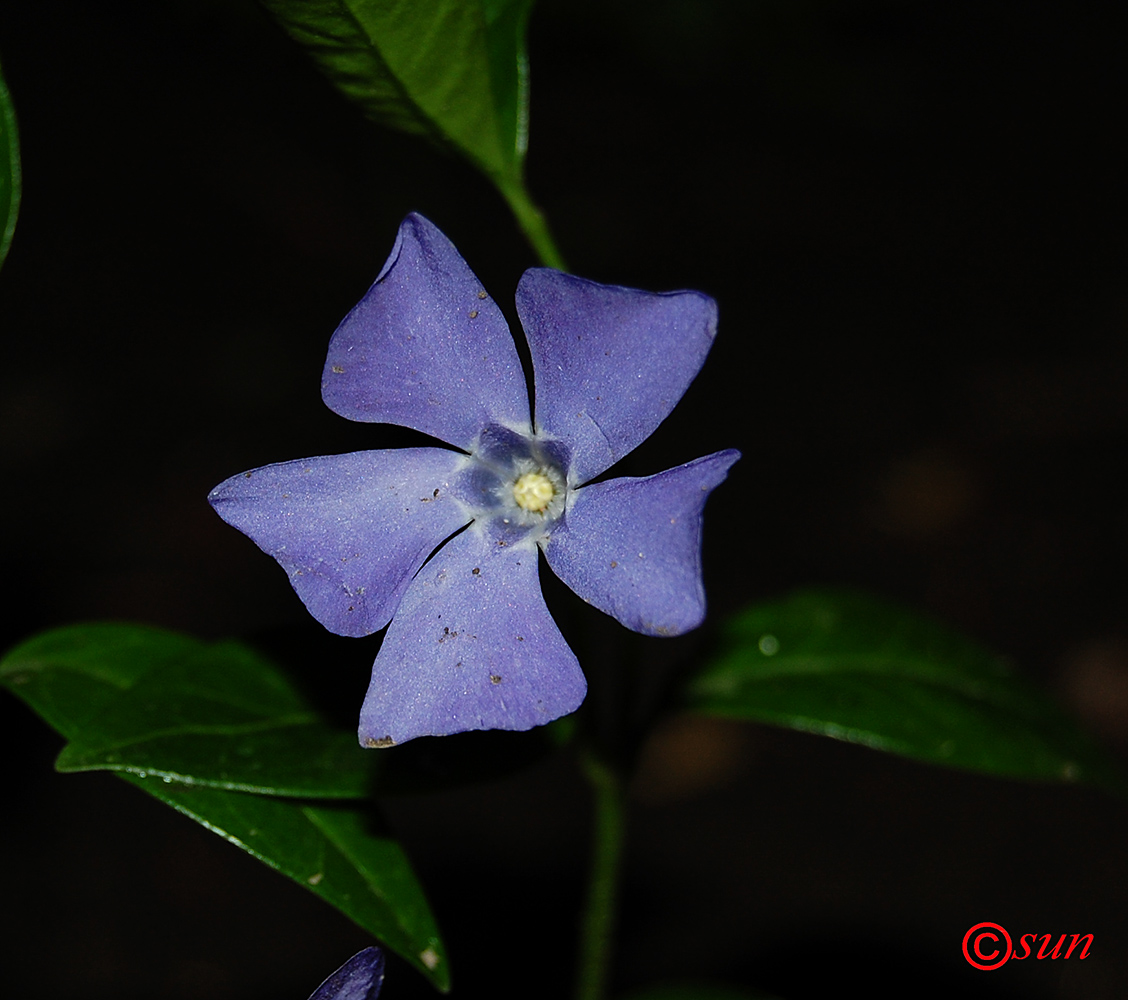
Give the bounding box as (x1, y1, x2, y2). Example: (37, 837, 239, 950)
(456, 424, 569, 530)
(513, 471, 556, 512)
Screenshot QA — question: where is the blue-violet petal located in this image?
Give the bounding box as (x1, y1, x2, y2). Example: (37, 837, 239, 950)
(322, 213, 530, 450)
(208, 448, 470, 637)
(517, 268, 718, 484)
(358, 525, 585, 746)
(542, 450, 741, 636)
(307, 946, 385, 1000)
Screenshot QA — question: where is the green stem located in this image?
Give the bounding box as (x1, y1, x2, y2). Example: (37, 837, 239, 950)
(574, 750, 626, 1000)
(497, 176, 569, 271)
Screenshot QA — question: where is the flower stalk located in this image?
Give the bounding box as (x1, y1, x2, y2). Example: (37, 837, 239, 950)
(497, 176, 569, 271)
(575, 748, 627, 1000)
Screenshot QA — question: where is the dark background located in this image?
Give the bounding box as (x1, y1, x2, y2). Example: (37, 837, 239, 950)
(1, 1, 1126, 997)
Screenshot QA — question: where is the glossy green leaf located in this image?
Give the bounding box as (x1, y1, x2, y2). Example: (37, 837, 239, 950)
(687, 590, 1122, 788)
(257, 0, 566, 267)
(0, 56, 19, 270)
(0, 623, 375, 798)
(1, 624, 449, 987)
(119, 773, 449, 990)
(1, 623, 209, 741)
(259, 0, 533, 184)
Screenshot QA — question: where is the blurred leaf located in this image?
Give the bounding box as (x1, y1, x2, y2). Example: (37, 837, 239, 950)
(258, 0, 533, 186)
(120, 773, 449, 991)
(687, 590, 1123, 789)
(1, 623, 563, 796)
(0, 56, 19, 270)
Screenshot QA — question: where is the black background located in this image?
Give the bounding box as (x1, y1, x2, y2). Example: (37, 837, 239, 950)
(1, 1, 1126, 997)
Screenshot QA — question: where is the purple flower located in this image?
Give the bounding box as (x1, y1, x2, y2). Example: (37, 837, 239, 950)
(306, 947, 384, 1000)
(209, 214, 738, 746)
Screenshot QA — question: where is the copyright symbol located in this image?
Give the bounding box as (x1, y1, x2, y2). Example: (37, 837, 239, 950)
(962, 922, 1013, 970)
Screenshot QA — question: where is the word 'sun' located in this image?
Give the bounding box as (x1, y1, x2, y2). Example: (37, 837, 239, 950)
(962, 922, 1093, 971)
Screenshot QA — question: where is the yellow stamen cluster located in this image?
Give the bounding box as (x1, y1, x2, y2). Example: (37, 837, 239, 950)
(513, 471, 556, 512)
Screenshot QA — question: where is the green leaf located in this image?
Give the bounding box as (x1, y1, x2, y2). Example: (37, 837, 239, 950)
(0, 56, 19, 270)
(1, 624, 450, 987)
(119, 774, 449, 991)
(257, 0, 565, 268)
(0, 623, 376, 798)
(1, 623, 200, 739)
(259, 0, 533, 185)
(686, 590, 1123, 789)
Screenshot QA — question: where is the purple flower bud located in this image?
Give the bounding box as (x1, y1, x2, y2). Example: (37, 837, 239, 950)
(306, 947, 384, 1000)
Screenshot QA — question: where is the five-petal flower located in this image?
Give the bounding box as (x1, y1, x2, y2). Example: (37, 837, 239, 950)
(209, 214, 738, 746)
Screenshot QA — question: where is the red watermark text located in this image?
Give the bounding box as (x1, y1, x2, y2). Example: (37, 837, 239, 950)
(962, 922, 1093, 970)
